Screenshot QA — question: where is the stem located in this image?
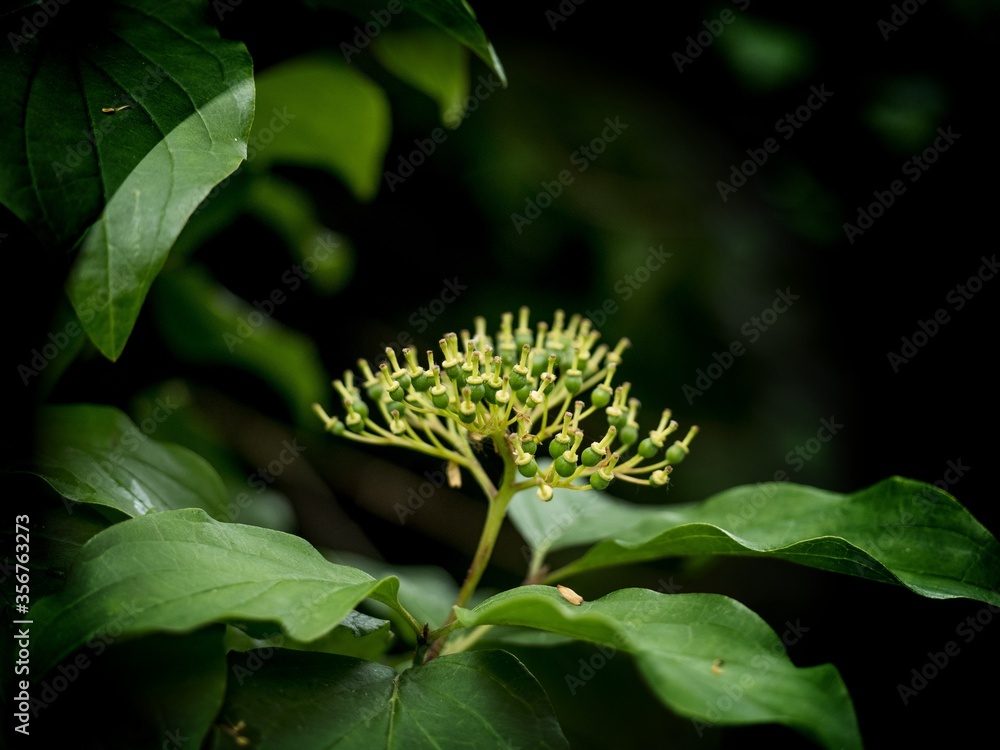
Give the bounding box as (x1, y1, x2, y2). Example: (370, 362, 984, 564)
(423, 432, 517, 662)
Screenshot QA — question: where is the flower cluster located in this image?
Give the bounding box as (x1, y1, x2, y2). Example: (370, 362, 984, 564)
(313, 308, 697, 500)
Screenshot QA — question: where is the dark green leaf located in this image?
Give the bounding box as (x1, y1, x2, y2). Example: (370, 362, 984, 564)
(214, 649, 567, 749)
(225, 611, 395, 661)
(105, 625, 228, 749)
(0, 0, 254, 359)
(456, 586, 860, 750)
(251, 55, 390, 200)
(29, 508, 405, 674)
(405, 0, 506, 86)
(33, 403, 229, 520)
(152, 267, 329, 426)
(373, 28, 470, 127)
(516, 479, 1000, 606)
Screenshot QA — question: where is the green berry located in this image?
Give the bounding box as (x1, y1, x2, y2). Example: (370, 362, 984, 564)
(549, 437, 571, 458)
(619, 424, 638, 446)
(522, 437, 539, 455)
(638, 437, 660, 459)
(563, 370, 583, 394)
(352, 399, 370, 419)
(666, 442, 689, 464)
(554, 454, 577, 477)
(606, 408, 626, 430)
(589, 471, 612, 490)
(431, 388, 450, 409)
(411, 371, 431, 392)
(581, 445, 603, 467)
(517, 459, 538, 477)
(591, 384, 612, 408)
(509, 366, 528, 392)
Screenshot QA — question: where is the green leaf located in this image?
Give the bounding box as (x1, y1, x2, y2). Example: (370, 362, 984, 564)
(105, 626, 229, 749)
(405, 0, 506, 87)
(213, 649, 567, 749)
(373, 28, 470, 127)
(456, 586, 860, 750)
(245, 175, 354, 294)
(29, 508, 406, 674)
(151, 267, 329, 426)
(0, 0, 254, 359)
(251, 55, 390, 200)
(225, 611, 395, 661)
(516, 478, 1000, 607)
(329, 551, 460, 635)
(33, 403, 229, 520)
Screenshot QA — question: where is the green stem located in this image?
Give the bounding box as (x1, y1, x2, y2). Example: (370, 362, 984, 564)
(423, 433, 517, 662)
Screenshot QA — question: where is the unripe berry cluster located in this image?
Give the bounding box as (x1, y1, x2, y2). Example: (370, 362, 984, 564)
(314, 308, 697, 500)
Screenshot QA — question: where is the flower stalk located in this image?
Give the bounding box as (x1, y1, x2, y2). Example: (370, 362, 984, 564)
(314, 308, 698, 659)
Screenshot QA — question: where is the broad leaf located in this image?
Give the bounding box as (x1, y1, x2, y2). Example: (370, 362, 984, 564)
(213, 649, 567, 749)
(405, 0, 506, 87)
(225, 611, 395, 661)
(373, 28, 470, 127)
(152, 268, 329, 426)
(33, 403, 229, 520)
(105, 626, 229, 749)
(312, 0, 506, 86)
(251, 55, 390, 200)
(456, 586, 860, 750)
(513, 479, 1000, 606)
(29, 508, 405, 674)
(0, 0, 254, 359)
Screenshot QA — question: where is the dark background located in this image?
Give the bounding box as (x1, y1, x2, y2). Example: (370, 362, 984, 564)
(6, 1, 998, 747)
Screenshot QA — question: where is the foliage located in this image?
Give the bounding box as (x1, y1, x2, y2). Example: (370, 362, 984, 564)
(3, 1, 997, 748)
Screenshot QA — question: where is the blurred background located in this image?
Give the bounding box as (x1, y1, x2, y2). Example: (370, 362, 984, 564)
(9, 0, 999, 747)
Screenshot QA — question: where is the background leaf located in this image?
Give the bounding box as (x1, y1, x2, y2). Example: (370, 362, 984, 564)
(152, 267, 329, 426)
(250, 55, 390, 201)
(373, 28, 470, 127)
(0, 0, 254, 359)
(29, 508, 405, 674)
(512, 479, 1000, 606)
(33, 403, 230, 520)
(404, 0, 506, 86)
(213, 649, 567, 749)
(456, 586, 860, 750)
